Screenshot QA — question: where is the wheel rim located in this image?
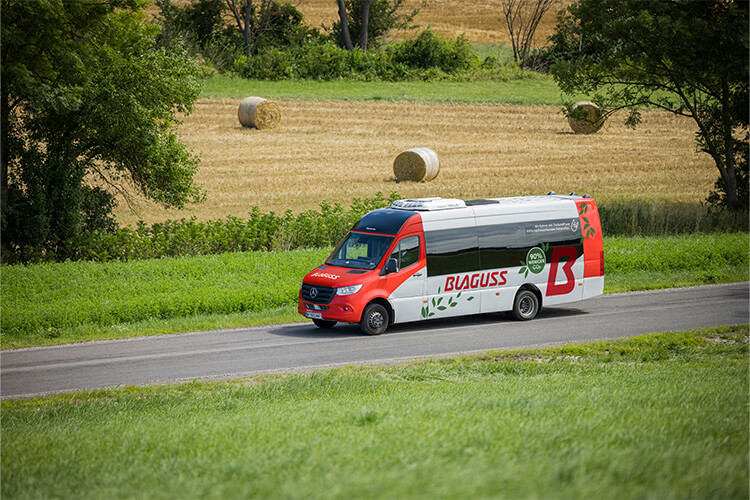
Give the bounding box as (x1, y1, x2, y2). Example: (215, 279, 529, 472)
(519, 296, 535, 317)
(369, 311, 384, 329)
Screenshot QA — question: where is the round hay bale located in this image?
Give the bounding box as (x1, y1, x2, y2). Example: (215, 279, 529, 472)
(567, 101, 605, 134)
(393, 147, 440, 182)
(238, 96, 281, 129)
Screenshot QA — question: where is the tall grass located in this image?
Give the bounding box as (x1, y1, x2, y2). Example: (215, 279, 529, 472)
(599, 202, 749, 236)
(603, 233, 749, 292)
(1, 248, 329, 348)
(2, 327, 747, 499)
(2, 233, 747, 349)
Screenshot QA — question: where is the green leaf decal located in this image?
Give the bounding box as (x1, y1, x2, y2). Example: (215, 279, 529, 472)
(437, 297, 443, 305)
(437, 306, 447, 311)
(467, 296, 475, 301)
(456, 292, 462, 299)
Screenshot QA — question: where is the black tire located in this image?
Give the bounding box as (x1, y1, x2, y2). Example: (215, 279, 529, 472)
(511, 289, 540, 321)
(313, 318, 337, 329)
(360, 303, 389, 335)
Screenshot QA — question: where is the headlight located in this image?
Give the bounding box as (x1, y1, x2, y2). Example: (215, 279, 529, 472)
(336, 284, 362, 296)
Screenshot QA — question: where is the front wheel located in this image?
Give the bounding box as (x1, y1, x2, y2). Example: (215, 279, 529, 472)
(360, 303, 389, 335)
(511, 289, 540, 321)
(313, 318, 337, 329)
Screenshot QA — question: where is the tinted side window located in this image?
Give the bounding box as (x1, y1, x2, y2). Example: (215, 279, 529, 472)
(389, 235, 420, 270)
(425, 227, 480, 276)
(399, 235, 420, 269)
(477, 222, 527, 269)
(525, 219, 582, 247)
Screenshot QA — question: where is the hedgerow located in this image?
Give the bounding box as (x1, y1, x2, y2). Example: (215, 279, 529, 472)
(61, 192, 400, 263)
(232, 30, 531, 82)
(1, 195, 746, 265)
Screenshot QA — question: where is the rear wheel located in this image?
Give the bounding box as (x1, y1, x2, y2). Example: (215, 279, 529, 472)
(313, 318, 337, 329)
(360, 303, 389, 335)
(511, 289, 540, 321)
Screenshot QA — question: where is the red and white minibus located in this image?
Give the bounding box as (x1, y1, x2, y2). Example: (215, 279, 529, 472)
(298, 194, 604, 335)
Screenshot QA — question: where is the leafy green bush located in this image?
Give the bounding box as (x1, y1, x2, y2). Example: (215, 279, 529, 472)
(388, 29, 477, 73)
(233, 30, 481, 81)
(58, 192, 399, 263)
(3, 195, 747, 265)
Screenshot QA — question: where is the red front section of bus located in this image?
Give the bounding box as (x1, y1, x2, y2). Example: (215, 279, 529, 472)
(575, 198, 604, 278)
(298, 214, 425, 324)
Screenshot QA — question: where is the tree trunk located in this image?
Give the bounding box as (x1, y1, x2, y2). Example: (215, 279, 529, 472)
(359, 0, 373, 52)
(225, 0, 254, 56)
(243, 0, 252, 56)
(1, 90, 9, 233)
(721, 75, 738, 211)
(336, 0, 354, 51)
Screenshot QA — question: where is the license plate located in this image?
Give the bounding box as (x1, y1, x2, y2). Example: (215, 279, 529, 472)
(305, 311, 322, 320)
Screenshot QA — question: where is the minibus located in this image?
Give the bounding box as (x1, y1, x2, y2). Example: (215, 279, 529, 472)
(298, 194, 604, 335)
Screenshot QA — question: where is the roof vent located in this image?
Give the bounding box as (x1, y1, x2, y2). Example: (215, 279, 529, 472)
(390, 198, 466, 211)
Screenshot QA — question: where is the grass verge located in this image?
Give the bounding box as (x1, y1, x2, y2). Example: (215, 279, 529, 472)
(2, 326, 747, 499)
(199, 75, 579, 104)
(2, 233, 747, 349)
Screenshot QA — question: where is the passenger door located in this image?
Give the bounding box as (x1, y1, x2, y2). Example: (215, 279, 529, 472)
(384, 235, 426, 324)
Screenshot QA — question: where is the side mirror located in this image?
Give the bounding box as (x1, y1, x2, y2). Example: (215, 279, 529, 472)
(384, 258, 399, 275)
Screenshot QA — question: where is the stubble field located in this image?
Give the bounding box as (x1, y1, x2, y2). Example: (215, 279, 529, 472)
(297, 0, 569, 46)
(116, 99, 715, 227)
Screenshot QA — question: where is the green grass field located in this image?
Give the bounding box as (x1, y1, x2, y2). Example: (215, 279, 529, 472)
(200, 74, 580, 104)
(2, 326, 747, 499)
(2, 233, 747, 349)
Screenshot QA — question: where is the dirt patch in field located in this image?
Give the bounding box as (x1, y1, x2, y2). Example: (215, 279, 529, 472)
(114, 99, 714, 226)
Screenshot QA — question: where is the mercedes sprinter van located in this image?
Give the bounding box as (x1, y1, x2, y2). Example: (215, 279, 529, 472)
(298, 195, 604, 335)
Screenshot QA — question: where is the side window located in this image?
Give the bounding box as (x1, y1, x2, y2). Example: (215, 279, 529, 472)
(399, 235, 420, 269)
(424, 226, 480, 276)
(389, 235, 420, 271)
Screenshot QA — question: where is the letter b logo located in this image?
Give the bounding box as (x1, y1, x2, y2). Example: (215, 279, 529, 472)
(546, 246, 577, 296)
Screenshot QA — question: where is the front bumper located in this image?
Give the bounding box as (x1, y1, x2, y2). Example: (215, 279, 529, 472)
(298, 295, 361, 323)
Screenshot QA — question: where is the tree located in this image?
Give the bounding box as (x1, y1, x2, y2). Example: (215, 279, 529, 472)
(500, 0, 558, 65)
(1, 0, 204, 262)
(549, 0, 749, 211)
(331, 0, 419, 51)
(224, 0, 274, 56)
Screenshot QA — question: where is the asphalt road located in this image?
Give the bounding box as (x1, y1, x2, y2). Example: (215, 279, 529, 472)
(2, 283, 748, 398)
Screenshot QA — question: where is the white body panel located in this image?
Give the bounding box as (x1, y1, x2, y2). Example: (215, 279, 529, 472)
(388, 268, 427, 324)
(385, 195, 598, 325)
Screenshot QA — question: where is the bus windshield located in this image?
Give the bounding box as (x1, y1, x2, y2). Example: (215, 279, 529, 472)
(326, 232, 394, 270)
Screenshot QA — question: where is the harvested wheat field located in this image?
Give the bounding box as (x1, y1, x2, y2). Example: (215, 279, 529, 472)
(297, 0, 570, 46)
(114, 99, 715, 226)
